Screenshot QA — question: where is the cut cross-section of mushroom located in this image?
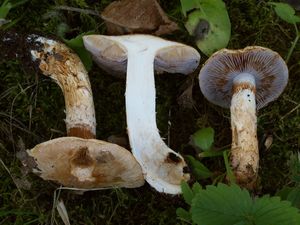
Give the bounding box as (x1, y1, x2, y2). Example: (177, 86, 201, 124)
(199, 46, 288, 189)
(26, 35, 144, 189)
(29, 137, 143, 189)
(83, 34, 200, 194)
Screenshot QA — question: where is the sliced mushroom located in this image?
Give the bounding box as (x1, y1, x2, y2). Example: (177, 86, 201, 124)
(29, 137, 143, 189)
(83, 34, 200, 194)
(26, 35, 144, 189)
(199, 46, 288, 189)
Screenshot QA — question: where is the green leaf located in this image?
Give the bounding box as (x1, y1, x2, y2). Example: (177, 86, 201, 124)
(181, 181, 194, 205)
(63, 32, 93, 71)
(269, 2, 300, 24)
(176, 208, 192, 222)
(0, 0, 12, 19)
(191, 127, 214, 151)
(184, 0, 231, 56)
(191, 184, 252, 225)
(293, 175, 300, 183)
(223, 150, 236, 184)
(75, 0, 88, 8)
(287, 187, 300, 209)
(180, 0, 199, 17)
(252, 195, 300, 225)
(192, 182, 202, 194)
(191, 183, 300, 225)
(186, 155, 213, 179)
(198, 149, 225, 158)
(287, 152, 300, 184)
(276, 186, 294, 200)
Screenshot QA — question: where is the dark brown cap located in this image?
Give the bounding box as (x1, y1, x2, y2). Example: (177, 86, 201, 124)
(199, 46, 288, 109)
(100, 0, 178, 35)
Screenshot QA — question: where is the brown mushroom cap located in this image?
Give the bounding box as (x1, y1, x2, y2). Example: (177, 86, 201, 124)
(83, 34, 200, 76)
(100, 0, 178, 35)
(199, 46, 289, 109)
(28, 137, 145, 189)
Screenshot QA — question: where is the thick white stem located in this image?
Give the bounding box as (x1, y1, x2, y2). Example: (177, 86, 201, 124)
(125, 46, 188, 194)
(29, 36, 96, 138)
(230, 73, 259, 188)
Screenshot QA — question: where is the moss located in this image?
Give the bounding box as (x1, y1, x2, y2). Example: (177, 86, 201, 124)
(0, 0, 300, 224)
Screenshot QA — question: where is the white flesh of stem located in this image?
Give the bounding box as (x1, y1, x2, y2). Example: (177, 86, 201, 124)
(122, 37, 188, 194)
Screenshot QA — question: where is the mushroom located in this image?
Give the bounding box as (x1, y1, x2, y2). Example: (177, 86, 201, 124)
(198, 46, 288, 188)
(101, 0, 178, 36)
(26, 35, 144, 189)
(83, 34, 200, 194)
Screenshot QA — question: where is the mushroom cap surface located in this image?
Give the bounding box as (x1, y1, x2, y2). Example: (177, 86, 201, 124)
(28, 137, 144, 189)
(83, 34, 200, 75)
(100, 0, 178, 35)
(199, 46, 288, 109)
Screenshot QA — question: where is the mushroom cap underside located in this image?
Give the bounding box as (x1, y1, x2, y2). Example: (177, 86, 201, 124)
(28, 137, 145, 189)
(199, 46, 289, 109)
(83, 34, 200, 75)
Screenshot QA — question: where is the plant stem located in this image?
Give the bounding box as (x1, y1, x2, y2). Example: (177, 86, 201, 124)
(198, 150, 225, 158)
(286, 24, 300, 63)
(53, 5, 100, 17)
(223, 151, 236, 184)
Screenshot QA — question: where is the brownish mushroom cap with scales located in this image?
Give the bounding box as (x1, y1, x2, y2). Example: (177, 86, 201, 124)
(199, 46, 288, 189)
(101, 0, 178, 36)
(26, 35, 144, 189)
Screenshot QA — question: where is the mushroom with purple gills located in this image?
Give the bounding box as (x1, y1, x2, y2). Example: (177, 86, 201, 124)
(26, 35, 144, 190)
(83, 34, 200, 194)
(199, 46, 288, 189)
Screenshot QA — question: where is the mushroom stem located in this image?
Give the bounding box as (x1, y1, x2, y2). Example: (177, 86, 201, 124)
(230, 73, 258, 188)
(122, 38, 189, 194)
(29, 35, 96, 139)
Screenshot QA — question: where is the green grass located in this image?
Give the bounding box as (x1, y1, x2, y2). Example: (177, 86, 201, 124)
(0, 0, 300, 224)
